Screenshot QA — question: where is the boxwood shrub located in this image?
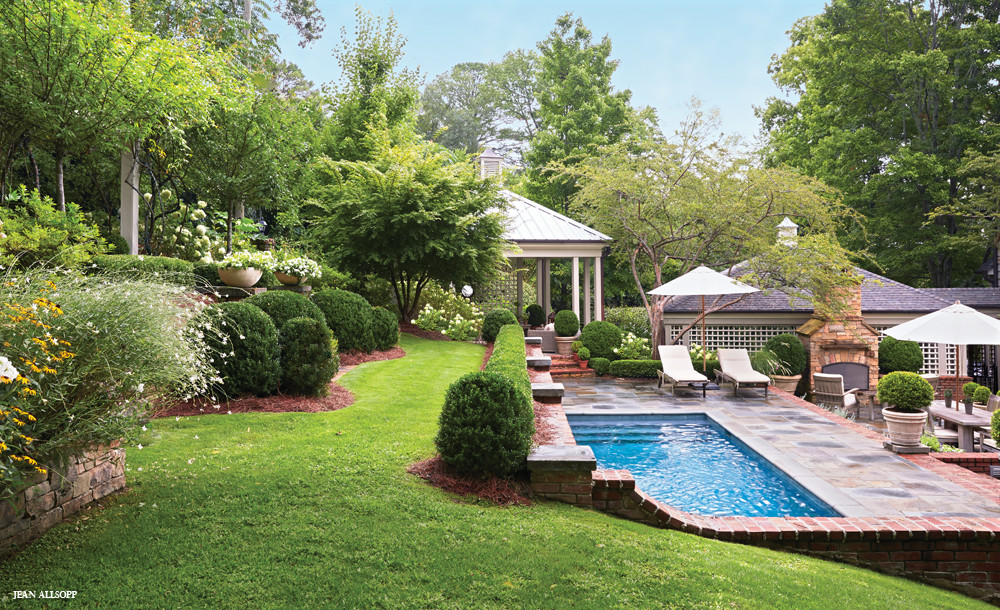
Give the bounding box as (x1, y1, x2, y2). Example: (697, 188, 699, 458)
(963, 382, 980, 401)
(974, 385, 992, 405)
(371, 307, 399, 351)
(879, 336, 923, 374)
(484, 324, 532, 407)
(481, 308, 518, 343)
(605, 307, 652, 340)
(245, 290, 326, 332)
(577, 346, 591, 360)
(609, 359, 663, 378)
(279, 317, 338, 396)
(589, 357, 611, 376)
(877, 371, 934, 412)
(762, 333, 807, 375)
(525, 304, 545, 327)
(554, 310, 579, 337)
(312, 289, 375, 353)
(580, 320, 622, 360)
(90, 254, 194, 285)
(206, 302, 280, 397)
(435, 371, 534, 477)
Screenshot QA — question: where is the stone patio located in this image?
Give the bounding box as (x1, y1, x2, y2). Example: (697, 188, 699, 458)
(560, 377, 1000, 519)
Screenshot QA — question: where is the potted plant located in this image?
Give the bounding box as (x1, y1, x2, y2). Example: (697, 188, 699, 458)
(273, 256, 322, 286)
(963, 382, 980, 414)
(974, 386, 992, 411)
(525, 304, 545, 329)
(577, 346, 590, 369)
(218, 250, 275, 288)
(553, 310, 580, 356)
(878, 371, 935, 447)
(943, 388, 952, 410)
(762, 333, 807, 392)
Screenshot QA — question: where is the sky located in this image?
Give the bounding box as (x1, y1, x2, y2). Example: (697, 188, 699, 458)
(267, 0, 830, 143)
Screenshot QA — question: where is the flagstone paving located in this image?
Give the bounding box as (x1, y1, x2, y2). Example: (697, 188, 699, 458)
(560, 377, 1000, 519)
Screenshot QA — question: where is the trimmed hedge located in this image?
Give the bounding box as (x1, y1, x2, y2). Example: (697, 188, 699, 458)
(371, 307, 399, 351)
(484, 324, 532, 407)
(90, 254, 194, 285)
(879, 336, 923, 374)
(525, 304, 545, 326)
(580, 321, 622, 361)
(554, 310, 579, 337)
(206, 302, 280, 397)
(609, 359, 662, 378)
(590, 357, 610, 376)
(245, 290, 326, 332)
(435, 370, 535, 477)
(481, 308, 518, 343)
(279, 317, 338, 396)
(763, 333, 807, 376)
(605, 307, 651, 340)
(312, 289, 375, 353)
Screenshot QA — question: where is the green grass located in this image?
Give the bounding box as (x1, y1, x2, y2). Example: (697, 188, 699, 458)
(0, 334, 987, 608)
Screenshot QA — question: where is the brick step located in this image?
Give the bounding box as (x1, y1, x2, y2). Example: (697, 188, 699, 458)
(550, 367, 595, 379)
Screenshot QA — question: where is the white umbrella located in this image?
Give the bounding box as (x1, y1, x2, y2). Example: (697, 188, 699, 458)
(884, 301, 1000, 397)
(648, 266, 759, 371)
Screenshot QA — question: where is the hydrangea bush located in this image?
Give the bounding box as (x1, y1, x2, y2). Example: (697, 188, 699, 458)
(273, 256, 322, 280)
(220, 250, 276, 271)
(613, 332, 651, 360)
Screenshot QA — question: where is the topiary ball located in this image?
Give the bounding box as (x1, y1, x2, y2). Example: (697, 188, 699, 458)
(963, 382, 981, 401)
(879, 336, 923, 374)
(525, 304, 545, 327)
(206, 302, 280, 397)
(974, 385, 992, 405)
(370, 307, 399, 351)
(589, 357, 611, 376)
(877, 371, 934, 413)
(554, 310, 579, 337)
(279, 317, 338, 396)
(245, 290, 327, 332)
(481, 308, 518, 343)
(577, 346, 591, 360)
(762, 333, 807, 375)
(580, 321, 622, 360)
(312, 289, 375, 353)
(435, 371, 535, 477)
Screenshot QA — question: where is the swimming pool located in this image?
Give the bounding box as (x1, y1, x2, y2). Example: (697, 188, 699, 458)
(568, 414, 838, 518)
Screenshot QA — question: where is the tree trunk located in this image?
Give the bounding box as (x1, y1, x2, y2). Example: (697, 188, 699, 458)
(226, 201, 234, 254)
(55, 149, 66, 212)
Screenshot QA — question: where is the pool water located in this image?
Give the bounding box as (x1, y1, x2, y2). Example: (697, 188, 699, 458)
(568, 414, 838, 518)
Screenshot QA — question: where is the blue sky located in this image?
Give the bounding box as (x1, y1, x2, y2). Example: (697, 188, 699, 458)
(268, 1, 829, 142)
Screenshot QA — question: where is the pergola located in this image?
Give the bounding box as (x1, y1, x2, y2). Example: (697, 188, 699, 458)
(500, 189, 610, 323)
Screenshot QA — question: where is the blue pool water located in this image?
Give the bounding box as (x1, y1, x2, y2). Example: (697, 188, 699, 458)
(568, 414, 838, 518)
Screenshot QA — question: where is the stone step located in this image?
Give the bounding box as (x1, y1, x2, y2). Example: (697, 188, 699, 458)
(526, 356, 551, 369)
(524, 336, 543, 345)
(550, 368, 596, 379)
(531, 382, 565, 399)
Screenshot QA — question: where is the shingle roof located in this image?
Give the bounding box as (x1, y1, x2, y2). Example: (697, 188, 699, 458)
(661, 266, 955, 314)
(499, 190, 611, 243)
(919, 288, 1000, 309)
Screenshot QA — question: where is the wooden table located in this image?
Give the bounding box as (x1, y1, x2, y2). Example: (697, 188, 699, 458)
(929, 406, 991, 452)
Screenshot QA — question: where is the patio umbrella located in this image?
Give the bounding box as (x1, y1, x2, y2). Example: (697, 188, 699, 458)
(883, 301, 1000, 397)
(648, 266, 759, 372)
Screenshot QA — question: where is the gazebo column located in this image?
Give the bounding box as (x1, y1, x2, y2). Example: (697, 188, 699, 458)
(571, 256, 580, 322)
(594, 255, 603, 321)
(542, 259, 552, 319)
(120, 148, 139, 255)
(583, 259, 592, 325)
(515, 259, 523, 317)
(536, 259, 543, 311)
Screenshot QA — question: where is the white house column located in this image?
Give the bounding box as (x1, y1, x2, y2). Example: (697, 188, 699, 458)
(571, 256, 580, 321)
(594, 255, 603, 321)
(583, 258, 592, 325)
(120, 148, 139, 255)
(535, 259, 543, 310)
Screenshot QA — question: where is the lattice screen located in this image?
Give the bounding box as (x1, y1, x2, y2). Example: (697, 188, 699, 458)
(669, 325, 800, 351)
(474, 268, 535, 314)
(872, 326, 954, 376)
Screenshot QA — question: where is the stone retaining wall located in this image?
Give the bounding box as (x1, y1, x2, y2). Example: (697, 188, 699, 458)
(0, 443, 126, 555)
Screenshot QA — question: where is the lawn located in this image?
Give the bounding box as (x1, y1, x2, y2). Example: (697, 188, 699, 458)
(0, 334, 987, 608)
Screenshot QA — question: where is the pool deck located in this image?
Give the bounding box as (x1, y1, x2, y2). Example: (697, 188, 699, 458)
(560, 377, 1000, 519)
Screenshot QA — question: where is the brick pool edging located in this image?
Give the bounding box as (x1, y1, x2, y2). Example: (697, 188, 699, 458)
(529, 383, 1000, 602)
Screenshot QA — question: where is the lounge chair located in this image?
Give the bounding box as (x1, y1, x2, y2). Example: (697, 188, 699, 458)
(812, 373, 860, 413)
(656, 345, 710, 398)
(716, 349, 771, 397)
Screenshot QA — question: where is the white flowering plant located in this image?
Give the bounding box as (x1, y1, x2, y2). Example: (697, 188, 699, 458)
(613, 332, 652, 360)
(220, 250, 275, 271)
(443, 314, 479, 342)
(273, 256, 322, 280)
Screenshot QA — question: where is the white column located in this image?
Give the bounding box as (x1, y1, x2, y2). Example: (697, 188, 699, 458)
(515, 259, 523, 318)
(594, 255, 603, 321)
(583, 258, 592, 325)
(120, 148, 139, 255)
(543, 259, 551, 319)
(571, 256, 580, 321)
(937, 343, 949, 376)
(536, 259, 543, 310)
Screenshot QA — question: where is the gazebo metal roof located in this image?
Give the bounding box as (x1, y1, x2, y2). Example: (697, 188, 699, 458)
(500, 190, 611, 245)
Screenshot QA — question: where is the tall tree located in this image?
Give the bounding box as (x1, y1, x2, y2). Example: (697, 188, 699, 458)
(417, 62, 502, 153)
(760, 0, 1000, 287)
(523, 13, 637, 214)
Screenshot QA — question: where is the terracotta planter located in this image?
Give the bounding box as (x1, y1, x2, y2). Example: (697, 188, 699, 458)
(218, 267, 262, 288)
(579, 359, 589, 370)
(882, 408, 927, 447)
(274, 272, 301, 286)
(769, 374, 801, 393)
(554, 336, 575, 356)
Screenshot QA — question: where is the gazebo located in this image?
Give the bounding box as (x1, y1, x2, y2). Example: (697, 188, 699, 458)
(499, 189, 611, 324)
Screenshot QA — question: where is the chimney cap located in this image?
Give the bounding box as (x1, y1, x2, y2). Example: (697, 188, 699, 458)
(777, 217, 799, 228)
(477, 147, 503, 159)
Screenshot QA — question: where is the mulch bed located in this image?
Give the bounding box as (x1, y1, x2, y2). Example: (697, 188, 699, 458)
(339, 346, 406, 367)
(532, 400, 563, 446)
(407, 456, 532, 507)
(154, 383, 355, 418)
(398, 322, 451, 341)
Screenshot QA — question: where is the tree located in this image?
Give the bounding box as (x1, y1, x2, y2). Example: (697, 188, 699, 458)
(760, 0, 1000, 287)
(523, 13, 638, 214)
(307, 141, 509, 319)
(569, 106, 859, 347)
(417, 62, 502, 153)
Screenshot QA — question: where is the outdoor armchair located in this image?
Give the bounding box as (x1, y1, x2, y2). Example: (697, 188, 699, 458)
(716, 348, 771, 397)
(656, 345, 710, 398)
(812, 373, 860, 412)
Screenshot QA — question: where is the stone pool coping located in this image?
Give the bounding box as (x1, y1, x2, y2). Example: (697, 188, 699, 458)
(529, 379, 1000, 601)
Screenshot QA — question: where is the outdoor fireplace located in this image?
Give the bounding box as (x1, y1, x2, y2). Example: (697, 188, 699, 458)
(797, 285, 880, 393)
(821, 362, 870, 391)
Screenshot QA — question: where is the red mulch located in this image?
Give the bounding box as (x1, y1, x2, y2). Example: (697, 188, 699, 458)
(407, 456, 532, 507)
(399, 322, 451, 341)
(154, 383, 355, 418)
(479, 343, 495, 370)
(339, 346, 406, 367)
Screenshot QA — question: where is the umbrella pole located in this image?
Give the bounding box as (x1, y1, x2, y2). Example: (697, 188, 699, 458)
(701, 295, 707, 373)
(956, 344, 961, 409)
